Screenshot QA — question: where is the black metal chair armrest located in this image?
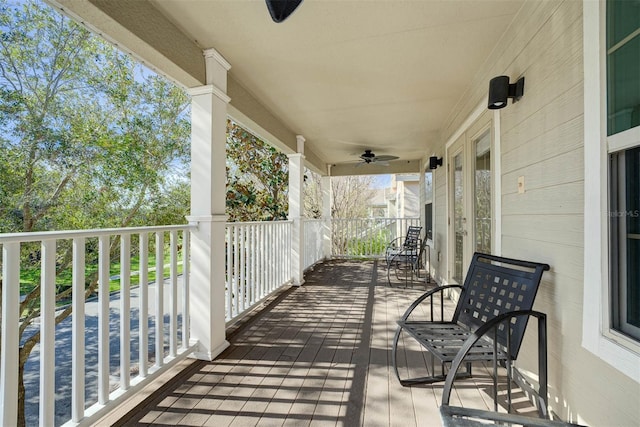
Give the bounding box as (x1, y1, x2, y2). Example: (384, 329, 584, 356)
(399, 284, 463, 321)
(436, 309, 586, 427)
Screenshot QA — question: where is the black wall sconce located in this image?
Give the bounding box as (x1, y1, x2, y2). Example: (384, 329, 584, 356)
(488, 75, 525, 109)
(429, 156, 443, 170)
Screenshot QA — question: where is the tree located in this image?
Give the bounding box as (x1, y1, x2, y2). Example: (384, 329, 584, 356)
(0, 1, 190, 424)
(303, 169, 323, 218)
(226, 120, 288, 221)
(304, 173, 375, 219)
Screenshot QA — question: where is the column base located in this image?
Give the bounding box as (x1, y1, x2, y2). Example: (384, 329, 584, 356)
(190, 340, 230, 361)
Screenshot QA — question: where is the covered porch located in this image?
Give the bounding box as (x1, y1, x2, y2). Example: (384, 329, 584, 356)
(1, 0, 639, 426)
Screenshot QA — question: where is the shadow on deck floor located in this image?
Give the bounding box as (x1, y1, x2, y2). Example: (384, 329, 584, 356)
(102, 259, 493, 427)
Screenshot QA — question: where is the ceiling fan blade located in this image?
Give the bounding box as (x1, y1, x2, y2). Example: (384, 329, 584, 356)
(374, 155, 399, 162)
(376, 161, 390, 166)
(265, 0, 304, 23)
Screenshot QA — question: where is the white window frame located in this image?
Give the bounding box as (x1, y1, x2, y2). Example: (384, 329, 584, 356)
(582, 0, 640, 383)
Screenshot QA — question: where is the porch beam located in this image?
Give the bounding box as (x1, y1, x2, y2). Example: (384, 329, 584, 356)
(330, 159, 422, 176)
(186, 47, 231, 360)
(227, 81, 326, 175)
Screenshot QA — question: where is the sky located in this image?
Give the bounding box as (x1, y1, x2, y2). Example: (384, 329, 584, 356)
(371, 174, 391, 189)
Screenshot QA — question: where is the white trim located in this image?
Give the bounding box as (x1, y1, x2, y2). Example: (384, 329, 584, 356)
(186, 214, 228, 223)
(203, 47, 231, 71)
(445, 100, 486, 149)
(187, 84, 231, 104)
(493, 110, 502, 256)
(608, 126, 640, 153)
(582, 0, 640, 383)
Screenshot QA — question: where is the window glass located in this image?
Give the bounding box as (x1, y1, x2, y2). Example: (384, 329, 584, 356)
(606, 0, 640, 135)
(611, 148, 640, 340)
(424, 170, 433, 240)
(474, 131, 491, 254)
(623, 148, 640, 332)
(608, 0, 640, 342)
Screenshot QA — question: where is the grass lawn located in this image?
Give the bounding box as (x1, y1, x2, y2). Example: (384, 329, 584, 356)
(19, 249, 185, 296)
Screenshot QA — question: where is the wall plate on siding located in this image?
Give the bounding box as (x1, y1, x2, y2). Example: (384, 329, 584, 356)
(517, 176, 525, 194)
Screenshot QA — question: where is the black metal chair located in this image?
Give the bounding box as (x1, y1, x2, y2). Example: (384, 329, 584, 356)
(384, 225, 422, 266)
(386, 237, 430, 287)
(392, 252, 550, 386)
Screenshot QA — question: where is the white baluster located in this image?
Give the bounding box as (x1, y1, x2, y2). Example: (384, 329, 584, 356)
(72, 237, 85, 422)
(40, 239, 56, 426)
(98, 235, 110, 404)
(233, 225, 239, 317)
(139, 232, 149, 378)
(1, 242, 20, 425)
(155, 232, 164, 367)
(239, 225, 245, 313)
(170, 230, 178, 358)
(120, 234, 131, 390)
(181, 229, 190, 350)
(226, 226, 232, 320)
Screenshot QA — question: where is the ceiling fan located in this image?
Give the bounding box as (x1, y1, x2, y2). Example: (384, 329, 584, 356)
(357, 150, 399, 167)
(265, 0, 304, 23)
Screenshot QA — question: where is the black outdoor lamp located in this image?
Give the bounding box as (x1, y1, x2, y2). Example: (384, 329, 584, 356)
(487, 75, 525, 109)
(429, 156, 443, 170)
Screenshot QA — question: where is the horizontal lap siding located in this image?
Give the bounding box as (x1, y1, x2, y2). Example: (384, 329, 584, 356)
(436, 1, 639, 425)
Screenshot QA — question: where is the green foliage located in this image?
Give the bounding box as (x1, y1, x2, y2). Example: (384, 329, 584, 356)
(0, 2, 192, 424)
(226, 120, 288, 221)
(0, 0, 191, 235)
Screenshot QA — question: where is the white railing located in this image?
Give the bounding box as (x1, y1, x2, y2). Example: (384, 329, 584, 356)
(0, 225, 193, 427)
(331, 217, 420, 258)
(0, 216, 418, 426)
(302, 219, 326, 270)
(225, 221, 292, 322)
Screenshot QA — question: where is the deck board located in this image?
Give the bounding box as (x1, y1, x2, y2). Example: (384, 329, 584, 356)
(111, 260, 504, 427)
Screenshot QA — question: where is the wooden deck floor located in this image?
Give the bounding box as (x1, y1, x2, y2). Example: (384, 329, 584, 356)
(111, 259, 499, 427)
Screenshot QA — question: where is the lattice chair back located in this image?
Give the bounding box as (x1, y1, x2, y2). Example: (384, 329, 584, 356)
(404, 226, 422, 250)
(453, 252, 550, 360)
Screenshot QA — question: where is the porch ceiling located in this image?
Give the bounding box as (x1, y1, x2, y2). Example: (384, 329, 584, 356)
(51, 0, 523, 176)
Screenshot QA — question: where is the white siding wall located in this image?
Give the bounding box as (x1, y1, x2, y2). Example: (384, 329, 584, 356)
(433, 1, 639, 425)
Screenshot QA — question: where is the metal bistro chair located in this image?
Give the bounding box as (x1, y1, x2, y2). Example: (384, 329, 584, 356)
(387, 237, 431, 287)
(384, 225, 422, 266)
(393, 252, 550, 386)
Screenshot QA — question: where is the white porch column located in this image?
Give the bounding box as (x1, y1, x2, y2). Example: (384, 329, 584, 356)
(321, 174, 332, 259)
(288, 136, 306, 286)
(186, 48, 231, 360)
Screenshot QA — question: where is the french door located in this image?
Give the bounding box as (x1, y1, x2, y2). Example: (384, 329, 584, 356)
(448, 112, 495, 284)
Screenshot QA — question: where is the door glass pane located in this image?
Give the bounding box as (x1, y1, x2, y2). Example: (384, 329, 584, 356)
(474, 131, 491, 254)
(453, 152, 464, 283)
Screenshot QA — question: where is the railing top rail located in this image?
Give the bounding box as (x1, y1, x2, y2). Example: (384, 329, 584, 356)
(226, 220, 293, 226)
(0, 224, 194, 244)
(331, 217, 419, 221)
